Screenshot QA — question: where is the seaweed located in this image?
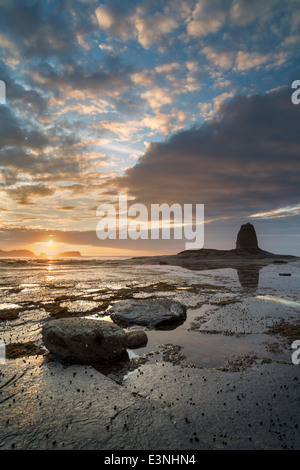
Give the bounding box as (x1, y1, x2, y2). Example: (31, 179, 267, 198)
(0, 310, 20, 321)
(267, 319, 300, 345)
(210, 299, 241, 306)
(44, 302, 70, 319)
(6, 341, 44, 359)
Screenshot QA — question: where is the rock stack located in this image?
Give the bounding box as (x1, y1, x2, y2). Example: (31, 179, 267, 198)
(236, 222, 259, 253)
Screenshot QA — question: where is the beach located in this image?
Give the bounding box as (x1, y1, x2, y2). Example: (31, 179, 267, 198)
(1, 0, 300, 455)
(0, 256, 299, 450)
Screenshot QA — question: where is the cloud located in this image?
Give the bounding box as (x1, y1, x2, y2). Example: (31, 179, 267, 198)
(58, 206, 75, 211)
(187, 0, 227, 37)
(113, 87, 300, 221)
(230, 0, 279, 27)
(0, 107, 49, 149)
(202, 47, 288, 73)
(95, 3, 134, 40)
(91, 119, 142, 141)
(141, 86, 173, 111)
(249, 204, 300, 220)
(141, 112, 174, 135)
(235, 51, 285, 71)
(95, 0, 186, 49)
(30, 56, 133, 100)
(0, 0, 98, 57)
(155, 62, 181, 74)
(133, 9, 178, 48)
(202, 46, 235, 70)
(131, 71, 156, 87)
(7, 184, 56, 205)
(213, 91, 234, 111)
(0, 0, 299, 255)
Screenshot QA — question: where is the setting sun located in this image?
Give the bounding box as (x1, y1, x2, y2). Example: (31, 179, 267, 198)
(30, 238, 68, 257)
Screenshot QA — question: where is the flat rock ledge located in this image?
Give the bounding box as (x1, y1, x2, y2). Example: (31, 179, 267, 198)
(109, 299, 187, 329)
(1, 357, 299, 450)
(42, 317, 127, 363)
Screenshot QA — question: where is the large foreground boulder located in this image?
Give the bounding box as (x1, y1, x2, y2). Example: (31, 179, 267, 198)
(42, 318, 127, 363)
(109, 299, 186, 329)
(236, 222, 259, 253)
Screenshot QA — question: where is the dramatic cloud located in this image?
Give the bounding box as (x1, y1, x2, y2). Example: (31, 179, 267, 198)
(0, 0, 299, 254)
(115, 87, 300, 220)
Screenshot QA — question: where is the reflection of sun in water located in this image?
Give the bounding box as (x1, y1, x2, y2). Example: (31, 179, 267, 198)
(46, 261, 55, 281)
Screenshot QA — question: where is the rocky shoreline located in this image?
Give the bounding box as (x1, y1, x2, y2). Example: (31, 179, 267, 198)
(1, 259, 299, 450)
(1, 351, 299, 450)
(0, 223, 299, 450)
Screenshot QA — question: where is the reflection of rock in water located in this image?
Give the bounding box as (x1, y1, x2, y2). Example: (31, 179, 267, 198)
(237, 265, 260, 290)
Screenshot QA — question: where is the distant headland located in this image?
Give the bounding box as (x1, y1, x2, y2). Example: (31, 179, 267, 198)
(0, 249, 81, 258)
(0, 249, 37, 258)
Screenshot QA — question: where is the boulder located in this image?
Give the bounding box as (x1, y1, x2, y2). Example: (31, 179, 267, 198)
(126, 330, 148, 349)
(42, 318, 127, 363)
(236, 223, 259, 253)
(109, 299, 186, 329)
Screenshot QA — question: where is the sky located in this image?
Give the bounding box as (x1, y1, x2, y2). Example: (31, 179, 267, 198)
(0, 0, 299, 256)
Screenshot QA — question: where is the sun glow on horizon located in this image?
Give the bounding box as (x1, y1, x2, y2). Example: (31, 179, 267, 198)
(31, 238, 65, 256)
(27, 240, 156, 257)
